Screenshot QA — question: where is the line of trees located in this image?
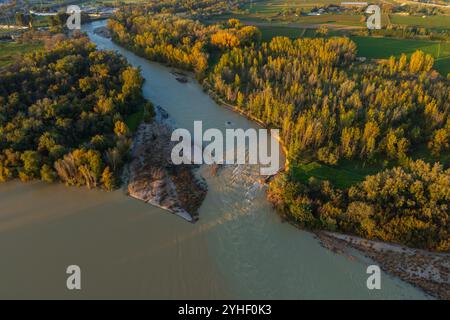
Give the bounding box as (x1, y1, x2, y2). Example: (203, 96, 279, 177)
(108, 14, 261, 78)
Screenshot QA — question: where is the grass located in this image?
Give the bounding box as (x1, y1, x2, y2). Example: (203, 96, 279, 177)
(297, 14, 364, 27)
(221, 12, 366, 28)
(390, 14, 450, 30)
(258, 25, 306, 41)
(243, 0, 389, 14)
(291, 160, 385, 189)
(291, 145, 450, 189)
(255, 25, 450, 75)
(237, 0, 449, 32)
(0, 41, 43, 68)
(352, 37, 450, 75)
(258, 25, 343, 41)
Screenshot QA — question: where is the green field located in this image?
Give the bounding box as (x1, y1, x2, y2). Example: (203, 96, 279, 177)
(243, 0, 391, 14)
(258, 25, 348, 40)
(291, 160, 384, 188)
(295, 14, 364, 27)
(0, 41, 43, 68)
(255, 25, 450, 75)
(125, 107, 144, 133)
(352, 37, 450, 75)
(292, 145, 450, 189)
(390, 14, 450, 30)
(239, 0, 449, 30)
(258, 25, 309, 40)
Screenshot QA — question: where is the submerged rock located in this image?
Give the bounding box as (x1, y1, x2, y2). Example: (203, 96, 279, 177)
(93, 26, 111, 39)
(176, 77, 188, 83)
(127, 116, 207, 222)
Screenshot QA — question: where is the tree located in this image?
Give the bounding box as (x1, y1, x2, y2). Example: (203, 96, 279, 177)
(41, 164, 57, 183)
(20, 151, 41, 179)
(49, 13, 69, 28)
(101, 166, 116, 191)
(211, 31, 240, 49)
(409, 50, 434, 73)
(0, 160, 12, 182)
(428, 129, 449, 156)
(361, 122, 380, 158)
(316, 26, 329, 37)
(237, 26, 262, 45)
(114, 120, 129, 136)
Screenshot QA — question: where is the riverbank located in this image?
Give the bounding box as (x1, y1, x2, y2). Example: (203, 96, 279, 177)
(316, 232, 449, 300)
(203, 81, 290, 174)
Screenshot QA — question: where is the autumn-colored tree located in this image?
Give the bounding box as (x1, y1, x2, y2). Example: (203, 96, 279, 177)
(101, 166, 116, 191)
(211, 30, 240, 49)
(409, 50, 434, 73)
(114, 120, 129, 137)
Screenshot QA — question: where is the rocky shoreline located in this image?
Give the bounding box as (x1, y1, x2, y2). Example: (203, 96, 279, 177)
(126, 107, 207, 222)
(316, 231, 450, 300)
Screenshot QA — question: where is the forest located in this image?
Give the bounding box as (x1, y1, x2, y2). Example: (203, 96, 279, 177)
(0, 35, 151, 190)
(107, 8, 449, 251)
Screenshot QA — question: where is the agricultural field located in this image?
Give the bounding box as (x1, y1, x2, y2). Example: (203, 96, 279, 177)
(0, 41, 42, 68)
(25, 0, 90, 8)
(289, 13, 364, 26)
(257, 25, 344, 41)
(242, 0, 392, 14)
(255, 25, 449, 75)
(353, 37, 450, 75)
(390, 13, 450, 30)
(291, 160, 385, 189)
(235, 0, 449, 30)
(258, 25, 308, 40)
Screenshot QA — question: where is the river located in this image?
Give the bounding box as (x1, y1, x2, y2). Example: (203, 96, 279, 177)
(0, 20, 430, 299)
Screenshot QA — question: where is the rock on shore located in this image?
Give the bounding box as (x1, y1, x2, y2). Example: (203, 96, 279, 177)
(127, 110, 207, 222)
